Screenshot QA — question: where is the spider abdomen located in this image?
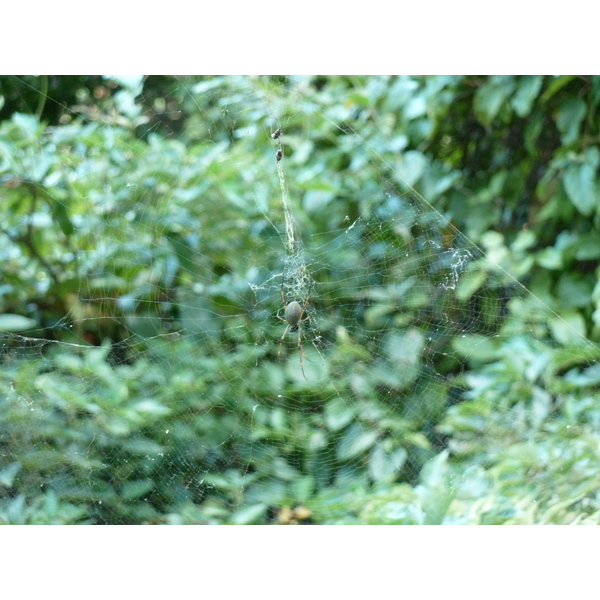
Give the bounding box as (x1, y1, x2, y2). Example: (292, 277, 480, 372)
(285, 301, 303, 327)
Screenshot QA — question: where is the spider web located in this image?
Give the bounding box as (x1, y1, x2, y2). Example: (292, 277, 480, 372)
(1, 75, 599, 524)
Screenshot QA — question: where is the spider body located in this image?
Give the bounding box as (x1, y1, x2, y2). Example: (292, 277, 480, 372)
(271, 128, 282, 140)
(284, 301, 303, 328)
(277, 288, 311, 379)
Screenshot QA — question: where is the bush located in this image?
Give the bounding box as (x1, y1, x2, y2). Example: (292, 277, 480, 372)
(1, 75, 600, 524)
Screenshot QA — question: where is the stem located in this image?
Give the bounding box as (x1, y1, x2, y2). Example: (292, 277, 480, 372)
(35, 76, 49, 120)
(0, 185, 61, 286)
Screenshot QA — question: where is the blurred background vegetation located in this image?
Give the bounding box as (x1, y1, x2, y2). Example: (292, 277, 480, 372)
(1, 75, 600, 524)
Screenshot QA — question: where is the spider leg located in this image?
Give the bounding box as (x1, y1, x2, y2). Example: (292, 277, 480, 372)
(297, 325, 308, 380)
(278, 324, 290, 357)
(280, 281, 287, 309)
(298, 293, 311, 321)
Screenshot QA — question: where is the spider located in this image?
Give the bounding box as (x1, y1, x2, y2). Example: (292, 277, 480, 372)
(277, 287, 311, 380)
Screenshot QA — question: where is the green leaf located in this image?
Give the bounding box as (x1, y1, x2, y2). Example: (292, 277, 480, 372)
(0, 314, 37, 332)
(304, 189, 335, 212)
(369, 443, 407, 482)
(416, 450, 455, 524)
(574, 235, 600, 260)
(540, 75, 578, 103)
(290, 476, 316, 503)
(7, 494, 26, 524)
(357, 485, 423, 525)
(511, 76, 543, 117)
(12, 112, 41, 140)
(122, 438, 164, 455)
(0, 462, 22, 487)
(548, 312, 587, 345)
(452, 334, 498, 361)
(50, 199, 75, 236)
(524, 110, 544, 155)
(230, 503, 268, 525)
(474, 76, 515, 127)
(536, 247, 564, 270)
(380, 329, 425, 389)
(105, 75, 144, 91)
(404, 93, 427, 119)
(337, 423, 379, 461)
(419, 450, 450, 488)
(557, 272, 593, 308)
(114, 90, 142, 118)
(563, 162, 597, 216)
(324, 396, 356, 431)
(385, 329, 425, 362)
(121, 479, 154, 501)
(556, 96, 587, 145)
(396, 150, 427, 187)
(130, 399, 171, 416)
(30, 149, 54, 182)
(456, 267, 486, 301)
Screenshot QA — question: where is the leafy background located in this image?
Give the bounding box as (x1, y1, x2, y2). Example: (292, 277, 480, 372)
(1, 75, 600, 524)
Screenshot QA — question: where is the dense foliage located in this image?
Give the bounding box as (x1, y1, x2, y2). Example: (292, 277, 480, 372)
(1, 75, 600, 524)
